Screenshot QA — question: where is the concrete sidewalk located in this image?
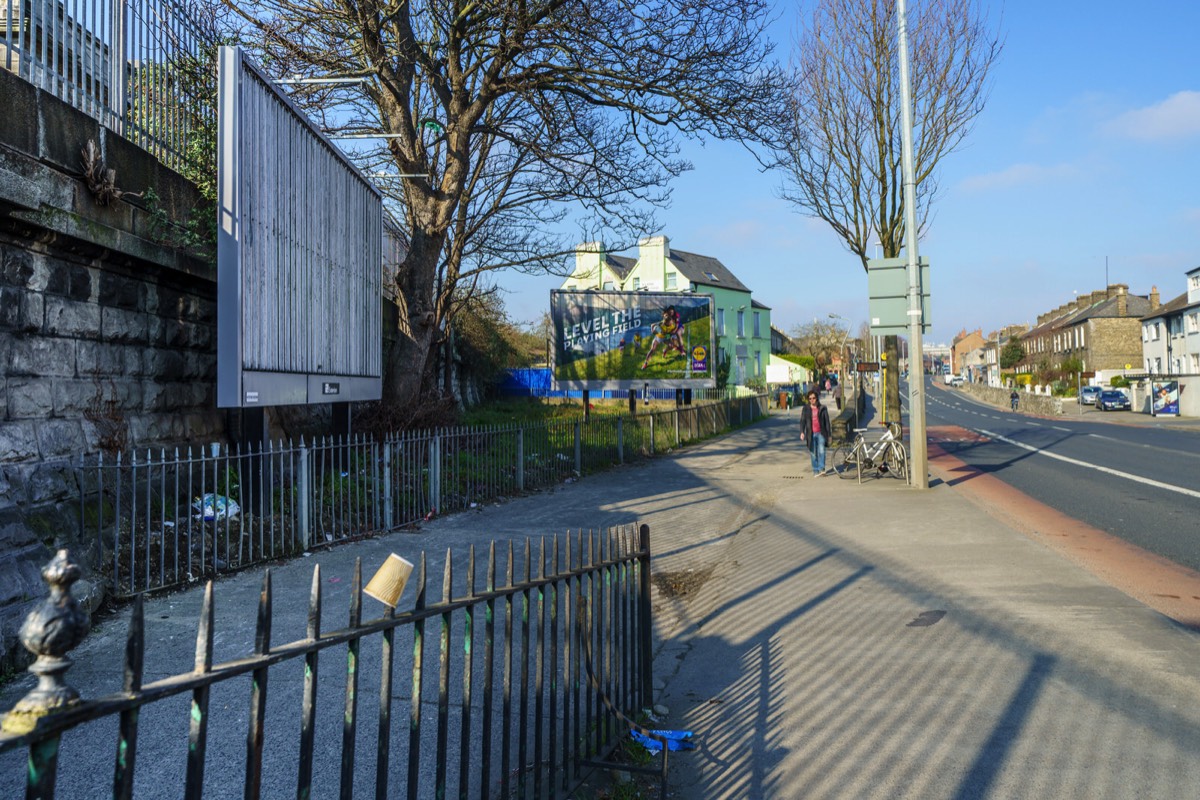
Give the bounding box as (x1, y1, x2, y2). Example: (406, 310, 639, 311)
(4, 411, 1200, 798)
(655, 412, 1200, 799)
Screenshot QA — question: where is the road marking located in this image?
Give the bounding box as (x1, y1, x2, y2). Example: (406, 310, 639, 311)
(979, 429, 1200, 500)
(1051, 426, 1071, 432)
(1026, 422, 1042, 426)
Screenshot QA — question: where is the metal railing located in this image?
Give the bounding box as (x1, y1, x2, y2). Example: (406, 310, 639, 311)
(1, 0, 214, 175)
(82, 394, 768, 596)
(0, 525, 656, 799)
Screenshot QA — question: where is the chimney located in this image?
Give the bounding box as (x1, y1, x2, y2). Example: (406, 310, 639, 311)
(574, 241, 605, 287)
(1117, 284, 1127, 317)
(638, 235, 670, 264)
(1150, 285, 1161, 310)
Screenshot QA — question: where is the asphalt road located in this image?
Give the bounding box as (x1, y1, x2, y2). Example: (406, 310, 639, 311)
(916, 377, 1200, 573)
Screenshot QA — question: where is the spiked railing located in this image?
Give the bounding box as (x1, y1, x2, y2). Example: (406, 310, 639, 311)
(1, 524, 655, 799)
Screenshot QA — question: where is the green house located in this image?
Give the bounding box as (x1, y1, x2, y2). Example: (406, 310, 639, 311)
(563, 236, 771, 385)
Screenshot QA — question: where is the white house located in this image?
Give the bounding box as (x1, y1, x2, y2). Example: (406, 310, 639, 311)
(1140, 267, 1200, 415)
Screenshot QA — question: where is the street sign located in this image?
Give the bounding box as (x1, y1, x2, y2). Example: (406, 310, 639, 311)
(856, 362, 880, 372)
(867, 256, 930, 335)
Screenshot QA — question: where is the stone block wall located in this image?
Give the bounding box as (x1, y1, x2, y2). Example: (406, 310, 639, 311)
(0, 67, 224, 673)
(1088, 318, 1144, 372)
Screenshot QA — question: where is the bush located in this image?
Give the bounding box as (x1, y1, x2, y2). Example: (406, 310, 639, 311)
(1110, 375, 1131, 389)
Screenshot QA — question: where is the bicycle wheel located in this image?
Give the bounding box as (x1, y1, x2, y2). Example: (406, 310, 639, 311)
(885, 441, 909, 482)
(834, 441, 862, 480)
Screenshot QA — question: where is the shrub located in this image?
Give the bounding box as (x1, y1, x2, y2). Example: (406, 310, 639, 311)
(1110, 375, 1131, 388)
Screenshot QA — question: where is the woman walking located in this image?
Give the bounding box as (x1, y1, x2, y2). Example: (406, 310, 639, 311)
(799, 390, 832, 477)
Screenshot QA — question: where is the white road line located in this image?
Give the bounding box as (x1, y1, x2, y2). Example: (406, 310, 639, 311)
(1026, 422, 1042, 426)
(1051, 426, 1071, 432)
(978, 429, 1200, 500)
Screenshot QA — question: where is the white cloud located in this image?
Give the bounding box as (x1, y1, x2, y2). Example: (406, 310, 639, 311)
(1105, 91, 1200, 141)
(958, 162, 1080, 192)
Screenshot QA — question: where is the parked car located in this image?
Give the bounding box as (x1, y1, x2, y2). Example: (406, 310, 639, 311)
(1097, 390, 1131, 411)
(950, 375, 964, 387)
(1079, 386, 1102, 405)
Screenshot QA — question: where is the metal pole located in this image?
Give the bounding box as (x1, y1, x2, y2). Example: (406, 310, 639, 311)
(897, 0, 928, 489)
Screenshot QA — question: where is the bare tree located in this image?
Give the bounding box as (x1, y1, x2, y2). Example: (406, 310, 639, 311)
(223, 0, 786, 409)
(789, 319, 849, 374)
(775, 0, 1001, 418)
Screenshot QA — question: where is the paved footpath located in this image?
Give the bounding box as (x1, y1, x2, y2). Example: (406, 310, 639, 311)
(4, 408, 1200, 798)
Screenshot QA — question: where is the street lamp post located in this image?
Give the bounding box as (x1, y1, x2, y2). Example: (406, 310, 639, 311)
(896, 0, 929, 488)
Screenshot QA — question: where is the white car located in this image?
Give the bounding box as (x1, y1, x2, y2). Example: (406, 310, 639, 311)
(950, 376, 964, 387)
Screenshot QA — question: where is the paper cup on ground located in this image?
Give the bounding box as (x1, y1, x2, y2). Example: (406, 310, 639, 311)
(364, 554, 414, 607)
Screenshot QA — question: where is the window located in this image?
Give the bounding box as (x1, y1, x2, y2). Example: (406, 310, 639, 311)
(753, 312, 761, 337)
(737, 310, 745, 337)
(1154, 323, 1161, 340)
(603, 281, 614, 290)
(1189, 313, 1199, 333)
(1192, 275, 1200, 290)
(1192, 353, 1200, 371)
(666, 271, 677, 289)
(716, 309, 725, 336)
(755, 351, 762, 376)
(632, 277, 640, 290)
(1143, 324, 1151, 342)
(704, 271, 720, 282)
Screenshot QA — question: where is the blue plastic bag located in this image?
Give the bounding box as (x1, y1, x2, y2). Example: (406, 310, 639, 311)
(193, 493, 240, 521)
(630, 728, 694, 755)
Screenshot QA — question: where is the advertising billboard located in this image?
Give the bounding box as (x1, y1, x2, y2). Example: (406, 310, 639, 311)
(217, 46, 382, 408)
(1152, 380, 1179, 416)
(551, 291, 716, 390)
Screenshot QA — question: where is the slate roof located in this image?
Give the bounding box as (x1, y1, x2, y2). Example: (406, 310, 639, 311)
(604, 254, 637, 282)
(1141, 291, 1196, 321)
(667, 249, 751, 293)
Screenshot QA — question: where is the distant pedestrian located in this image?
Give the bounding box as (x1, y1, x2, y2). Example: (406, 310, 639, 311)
(799, 390, 832, 477)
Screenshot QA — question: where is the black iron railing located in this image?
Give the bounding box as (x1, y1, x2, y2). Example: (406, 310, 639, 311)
(82, 395, 768, 596)
(1, 524, 656, 799)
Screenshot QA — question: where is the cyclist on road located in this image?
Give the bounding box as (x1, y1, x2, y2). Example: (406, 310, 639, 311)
(1010, 390, 1020, 412)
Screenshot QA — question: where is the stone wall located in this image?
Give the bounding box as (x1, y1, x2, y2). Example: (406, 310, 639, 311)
(0, 66, 224, 672)
(1088, 317, 1144, 372)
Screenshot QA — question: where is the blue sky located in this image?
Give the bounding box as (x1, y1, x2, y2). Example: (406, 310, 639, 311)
(502, 2, 1200, 347)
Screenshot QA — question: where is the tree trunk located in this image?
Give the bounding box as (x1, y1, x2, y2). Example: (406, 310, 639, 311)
(884, 335, 901, 425)
(382, 230, 444, 409)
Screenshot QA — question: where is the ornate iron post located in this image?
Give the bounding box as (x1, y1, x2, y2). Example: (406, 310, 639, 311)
(1, 550, 91, 735)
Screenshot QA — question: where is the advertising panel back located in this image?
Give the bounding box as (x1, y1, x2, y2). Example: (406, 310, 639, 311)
(551, 291, 716, 390)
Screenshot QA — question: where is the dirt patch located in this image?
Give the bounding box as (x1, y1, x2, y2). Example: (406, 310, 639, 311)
(654, 566, 716, 598)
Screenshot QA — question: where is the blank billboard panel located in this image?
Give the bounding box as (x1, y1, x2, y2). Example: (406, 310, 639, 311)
(217, 46, 383, 408)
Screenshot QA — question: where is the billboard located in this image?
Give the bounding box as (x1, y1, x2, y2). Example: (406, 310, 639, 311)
(551, 291, 715, 390)
(217, 46, 383, 408)
(1152, 380, 1179, 416)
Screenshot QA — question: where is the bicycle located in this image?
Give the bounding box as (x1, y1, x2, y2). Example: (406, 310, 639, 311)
(830, 421, 909, 483)
(1010, 394, 1019, 412)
